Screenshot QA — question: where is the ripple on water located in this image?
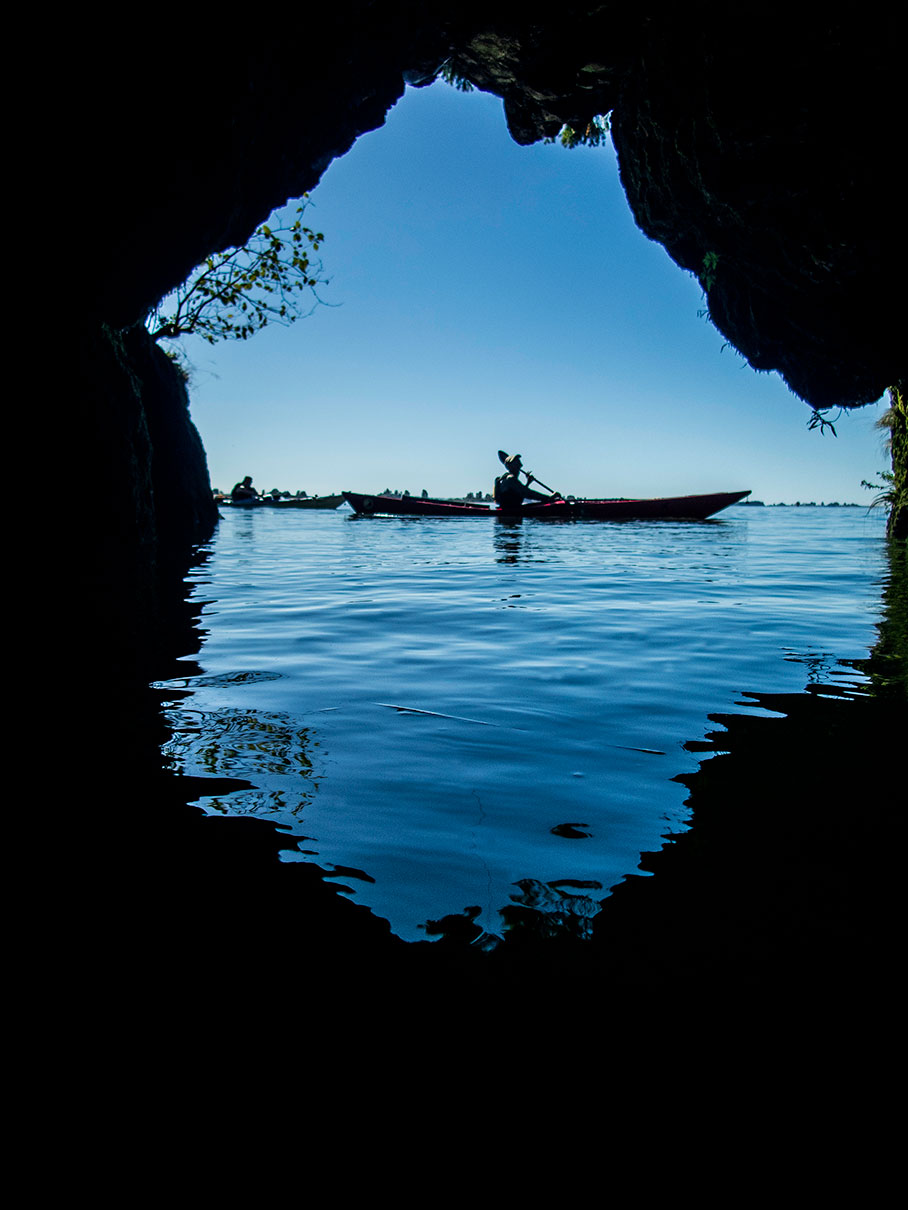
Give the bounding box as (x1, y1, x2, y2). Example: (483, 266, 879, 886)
(158, 506, 887, 941)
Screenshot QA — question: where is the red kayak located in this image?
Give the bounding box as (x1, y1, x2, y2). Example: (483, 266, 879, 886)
(220, 494, 345, 510)
(342, 490, 751, 520)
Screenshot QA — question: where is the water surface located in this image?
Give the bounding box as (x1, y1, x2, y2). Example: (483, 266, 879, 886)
(157, 504, 887, 942)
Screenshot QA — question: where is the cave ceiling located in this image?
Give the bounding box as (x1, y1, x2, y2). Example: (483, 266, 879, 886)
(85, 4, 905, 409)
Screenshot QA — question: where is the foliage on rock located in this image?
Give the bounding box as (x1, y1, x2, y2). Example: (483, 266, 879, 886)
(861, 384, 907, 538)
(554, 114, 611, 148)
(147, 199, 326, 346)
(883, 384, 907, 539)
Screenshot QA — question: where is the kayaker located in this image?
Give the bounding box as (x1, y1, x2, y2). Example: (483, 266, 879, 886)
(494, 453, 560, 508)
(231, 475, 259, 501)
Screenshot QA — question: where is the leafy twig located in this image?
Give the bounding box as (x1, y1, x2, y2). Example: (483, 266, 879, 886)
(147, 196, 327, 346)
(807, 408, 841, 436)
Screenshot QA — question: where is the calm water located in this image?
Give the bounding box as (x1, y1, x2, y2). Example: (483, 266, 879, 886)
(156, 504, 888, 942)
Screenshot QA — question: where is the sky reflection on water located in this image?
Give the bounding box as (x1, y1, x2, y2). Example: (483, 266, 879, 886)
(156, 505, 887, 942)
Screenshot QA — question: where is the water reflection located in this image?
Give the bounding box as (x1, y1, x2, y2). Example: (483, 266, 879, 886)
(491, 514, 737, 567)
(587, 536, 906, 985)
(501, 878, 603, 942)
(145, 511, 903, 989)
(493, 519, 527, 564)
(423, 877, 604, 948)
(415, 533, 906, 964)
(160, 703, 321, 819)
(848, 536, 907, 697)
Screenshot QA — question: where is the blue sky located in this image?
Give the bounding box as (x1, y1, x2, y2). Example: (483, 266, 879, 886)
(178, 81, 890, 504)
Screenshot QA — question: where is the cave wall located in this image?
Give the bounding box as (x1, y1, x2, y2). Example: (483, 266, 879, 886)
(608, 11, 905, 408)
(77, 3, 906, 674)
(78, 321, 217, 681)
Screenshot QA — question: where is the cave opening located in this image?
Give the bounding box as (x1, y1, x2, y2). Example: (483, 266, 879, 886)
(162, 81, 890, 508)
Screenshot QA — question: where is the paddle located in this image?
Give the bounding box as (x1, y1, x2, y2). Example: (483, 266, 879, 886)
(497, 450, 562, 499)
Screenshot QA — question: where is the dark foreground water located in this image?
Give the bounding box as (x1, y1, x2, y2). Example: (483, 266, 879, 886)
(155, 503, 889, 945)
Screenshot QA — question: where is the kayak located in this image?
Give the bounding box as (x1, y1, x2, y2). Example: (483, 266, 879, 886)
(220, 494, 345, 510)
(342, 490, 751, 520)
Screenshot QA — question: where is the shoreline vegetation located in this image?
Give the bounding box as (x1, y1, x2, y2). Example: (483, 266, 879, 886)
(212, 488, 869, 509)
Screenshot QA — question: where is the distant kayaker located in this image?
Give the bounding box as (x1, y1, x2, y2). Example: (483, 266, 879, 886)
(494, 453, 560, 508)
(231, 476, 259, 501)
